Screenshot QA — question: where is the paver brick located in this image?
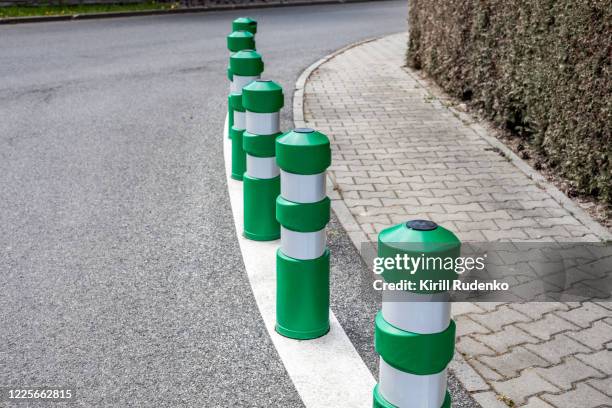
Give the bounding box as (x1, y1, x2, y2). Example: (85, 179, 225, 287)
(355, 206, 407, 216)
(587, 376, 612, 396)
(516, 313, 580, 340)
(471, 391, 510, 408)
(469, 359, 504, 382)
(428, 187, 470, 197)
(452, 302, 485, 316)
(479, 347, 550, 378)
(393, 187, 431, 196)
(524, 226, 573, 239)
(453, 194, 495, 204)
(556, 303, 611, 328)
(476, 302, 506, 312)
(454, 315, 491, 337)
(469, 305, 531, 331)
(353, 176, 390, 186)
(418, 196, 457, 205)
(358, 191, 397, 199)
(355, 214, 391, 225)
(449, 355, 490, 392)
(491, 370, 559, 406)
(443, 203, 484, 214)
(453, 220, 498, 232)
(523, 334, 591, 364)
(567, 320, 612, 350)
(392, 205, 444, 217)
(508, 302, 569, 319)
(576, 350, 612, 375)
(523, 397, 555, 408)
(535, 356, 604, 390)
(541, 383, 612, 408)
(455, 230, 487, 242)
(428, 212, 472, 223)
(380, 197, 420, 207)
(456, 336, 496, 359)
(482, 229, 529, 241)
(494, 218, 537, 230)
(473, 325, 538, 353)
(343, 198, 382, 208)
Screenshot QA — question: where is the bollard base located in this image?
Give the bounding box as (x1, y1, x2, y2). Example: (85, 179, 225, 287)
(373, 385, 451, 408)
(276, 248, 329, 340)
(230, 127, 246, 181)
(275, 323, 329, 340)
(243, 174, 280, 241)
(244, 231, 280, 241)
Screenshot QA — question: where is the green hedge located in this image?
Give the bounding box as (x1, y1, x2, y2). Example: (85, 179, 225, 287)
(407, 0, 611, 204)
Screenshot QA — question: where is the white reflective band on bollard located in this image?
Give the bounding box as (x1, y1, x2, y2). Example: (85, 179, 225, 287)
(381, 291, 450, 334)
(234, 111, 246, 130)
(280, 227, 326, 260)
(379, 359, 447, 408)
(246, 155, 280, 179)
(231, 75, 259, 93)
(280, 170, 326, 203)
(246, 111, 280, 135)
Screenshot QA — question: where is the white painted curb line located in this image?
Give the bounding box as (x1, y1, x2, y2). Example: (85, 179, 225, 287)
(223, 117, 376, 408)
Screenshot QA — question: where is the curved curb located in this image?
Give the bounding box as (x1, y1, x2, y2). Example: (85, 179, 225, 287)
(293, 35, 383, 125)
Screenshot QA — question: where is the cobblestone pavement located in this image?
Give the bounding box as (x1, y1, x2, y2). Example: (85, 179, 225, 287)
(297, 33, 612, 407)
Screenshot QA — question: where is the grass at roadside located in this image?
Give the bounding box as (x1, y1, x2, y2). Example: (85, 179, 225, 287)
(0, 2, 180, 18)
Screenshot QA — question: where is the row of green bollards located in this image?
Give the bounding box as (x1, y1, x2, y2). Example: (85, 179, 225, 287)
(225, 18, 332, 340)
(224, 17, 457, 408)
(226, 18, 256, 136)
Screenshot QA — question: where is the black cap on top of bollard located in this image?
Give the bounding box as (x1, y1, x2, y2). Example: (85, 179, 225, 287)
(294, 128, 315, 133)
(406, 219, 438, 231)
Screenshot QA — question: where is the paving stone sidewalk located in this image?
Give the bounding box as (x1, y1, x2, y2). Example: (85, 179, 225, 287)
(297, 33, 612, 408)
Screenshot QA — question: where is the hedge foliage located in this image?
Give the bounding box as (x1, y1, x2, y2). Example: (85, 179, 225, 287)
(407, 0, 611, 203)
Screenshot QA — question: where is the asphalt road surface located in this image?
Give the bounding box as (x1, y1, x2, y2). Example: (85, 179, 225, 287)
(0, 2, 478, 406)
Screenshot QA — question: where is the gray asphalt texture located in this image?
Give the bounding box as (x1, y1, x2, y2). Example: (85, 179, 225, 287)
(0, 2, 479, 407)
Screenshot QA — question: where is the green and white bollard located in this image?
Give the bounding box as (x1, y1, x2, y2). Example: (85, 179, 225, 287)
(232, 17, 257, 35)
(373, 220, 459, 408)
(242, 80, 284, 241)
(226, 30, 255, 137)
(228, 50, 264, 180)
(227, 30, 255, 53)
(275, 128, 331, 340)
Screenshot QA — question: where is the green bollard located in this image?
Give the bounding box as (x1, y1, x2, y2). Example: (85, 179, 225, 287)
(373, 220, 459, 408)
(242, 80, 284, 241)
(275, 128, 331, 340)
(232, 17, 257, 35)
(227, 30, 255, 53)
(228, 50, 264, 180)
(226, 30, 255, 137)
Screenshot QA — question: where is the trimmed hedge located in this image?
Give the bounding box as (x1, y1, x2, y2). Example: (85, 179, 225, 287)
(407, 0, 611, 204)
